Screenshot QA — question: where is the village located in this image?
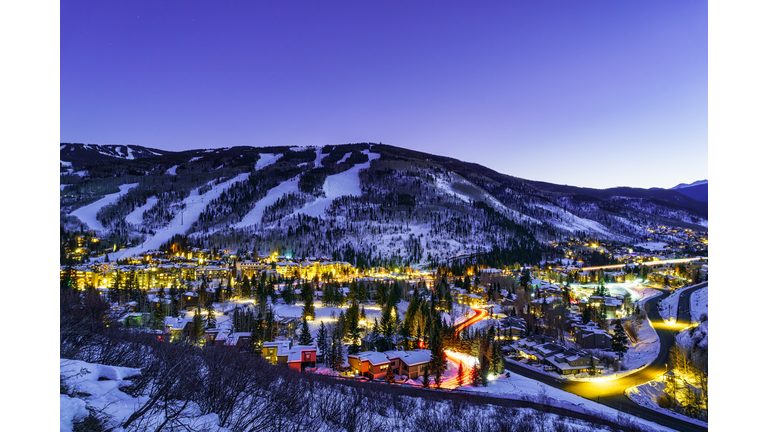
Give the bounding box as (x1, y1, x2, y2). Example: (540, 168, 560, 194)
(60, 228, 708, 391)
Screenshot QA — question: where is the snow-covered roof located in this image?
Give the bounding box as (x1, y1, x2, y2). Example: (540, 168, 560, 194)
(348, 351, 390, 365)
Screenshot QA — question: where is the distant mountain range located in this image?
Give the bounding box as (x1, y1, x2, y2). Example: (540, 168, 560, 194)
(60, 143, 708, 266)
(671, 180, 708, 203)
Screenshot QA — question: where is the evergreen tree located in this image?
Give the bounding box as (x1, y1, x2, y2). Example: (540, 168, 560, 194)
(612, 321, 629, 360)
(422, 363, 430, 388)
(151, 303, 165, 330)
(303, 298, 315, 320)
(299, 316, 313, 346)
(191, 307, 205, 345)
(457, 361, 465, 387)
(206, 303, 217, 330)
(317, 322, 329, 364)
(471, 364, 481, 387)
(346, 301, 361, 354)
(430, 322, 446, 387)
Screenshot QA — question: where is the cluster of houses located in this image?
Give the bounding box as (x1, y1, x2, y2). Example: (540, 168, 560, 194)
(511, 335, 604, 375)
(347, 349, 433, 380)
(61, 248, 355, 291)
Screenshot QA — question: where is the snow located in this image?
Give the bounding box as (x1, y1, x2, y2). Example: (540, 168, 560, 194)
(313, 146, 324, 167)
(690, 286, 708, 323)
(124, 196, 159, 226)
(292, 151, 380, 218)
(189, 156, 202, 163)
(60, 160, 72, 167)
(165, 165, 178, 175)
(254, 153, 282, 170)
(60, 144, 66, 150)
(459, 370, 678, 432)
(337, 152, 352, 164)
(69, 183, 139, 233)
(60, 359, 228, 432)
(625, 380, 708, 428)
(112, 173, 250, 260)
(635, 242, 668, 251)
(126, 146, 135, 160)
(533, 202, 614, 237)
(232, 176, 300, 228)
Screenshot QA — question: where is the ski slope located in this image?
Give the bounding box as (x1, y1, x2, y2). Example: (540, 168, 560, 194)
(255, 153, 282, 170)
(124, 197, 159, 226)
(69, 183, 139, 233)
(293, 151, 380, 218)
(232, 176, 300, 229)
(112, 173, 250, 260)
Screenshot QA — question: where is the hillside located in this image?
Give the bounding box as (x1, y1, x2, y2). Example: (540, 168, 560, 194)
(60, 142, 708, 267)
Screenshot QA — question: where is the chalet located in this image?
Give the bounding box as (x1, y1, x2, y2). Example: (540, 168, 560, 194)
(381, 350, 432, 379)
(262, 340, 317, 371)
(347, 351, 391, 380)
(545, 349, 602, 375)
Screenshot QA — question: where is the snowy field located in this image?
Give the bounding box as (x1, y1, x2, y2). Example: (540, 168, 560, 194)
(634, 242, 668, 251)
(69, 183, 139, 233)
(112, 173, 250, 260)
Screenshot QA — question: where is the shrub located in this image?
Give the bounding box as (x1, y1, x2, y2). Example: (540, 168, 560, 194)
(657, 393, 674, 408)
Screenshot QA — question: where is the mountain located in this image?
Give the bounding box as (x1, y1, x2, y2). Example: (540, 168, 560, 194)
(671, 179, 707, 190)
(60, 143, 708, 266)
(670, 180, 708, 202)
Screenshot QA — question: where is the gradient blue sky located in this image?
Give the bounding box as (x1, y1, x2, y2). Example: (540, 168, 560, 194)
(61, 1, 707, 189)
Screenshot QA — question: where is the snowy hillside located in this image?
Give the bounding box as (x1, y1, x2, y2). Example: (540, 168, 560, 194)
(61, 142, 708, 265)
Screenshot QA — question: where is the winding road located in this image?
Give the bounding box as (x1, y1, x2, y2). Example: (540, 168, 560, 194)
(503, 281, 709, 432)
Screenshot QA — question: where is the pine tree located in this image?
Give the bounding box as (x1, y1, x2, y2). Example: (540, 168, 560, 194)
(346, 301, 361, 354)
(422, 363, 430, 388)
(299, 316, 313, 346)
(151, 303, 165, 330)
(191, 307, 205, 345)
(471, 364, 481, 387)
(206, 303, 217, 330)
(612, 321, 629, 360)
(317, 322, 329, 364)
(303, 298, 315, 320)
(457, 361, 465, 387)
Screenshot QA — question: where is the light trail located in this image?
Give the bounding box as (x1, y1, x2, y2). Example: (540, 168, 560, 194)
(577, 257, 706, 272)
(433, 350, 474, 389)
(455, 307, 488, 333)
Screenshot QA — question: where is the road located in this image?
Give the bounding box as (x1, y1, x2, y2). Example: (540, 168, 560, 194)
(503, 282, 708, 432)
(455, 307, 488, 333)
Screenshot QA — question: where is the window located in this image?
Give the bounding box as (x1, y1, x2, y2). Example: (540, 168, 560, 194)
(381, 364, 388, 370)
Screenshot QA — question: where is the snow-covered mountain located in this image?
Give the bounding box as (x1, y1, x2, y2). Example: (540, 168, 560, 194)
(671, 179, 708, 190)
(670, 180, 708, 203)
(60, 143, 708, 266)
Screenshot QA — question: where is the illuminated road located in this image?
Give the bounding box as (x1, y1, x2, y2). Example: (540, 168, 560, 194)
(503, 282, 708, 432)
(455, 307, 488, 333)
(436, 351, 473, 389)
(578, 257, 707, 272)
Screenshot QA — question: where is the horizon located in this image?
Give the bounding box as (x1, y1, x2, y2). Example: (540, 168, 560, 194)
(60, 140, 707, 191)
(61, 1, 707, 189)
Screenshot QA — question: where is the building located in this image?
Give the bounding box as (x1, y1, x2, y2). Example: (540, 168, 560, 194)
(381, 350, 432, 379)
(347, 351, 392, 380)
(262, 340, 317, 371)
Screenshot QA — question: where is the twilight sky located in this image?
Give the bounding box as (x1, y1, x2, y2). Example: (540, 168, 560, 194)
(60, 1, 707, 189)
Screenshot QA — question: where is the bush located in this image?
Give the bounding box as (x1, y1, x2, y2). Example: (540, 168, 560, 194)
(657, 393, 674, 408)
